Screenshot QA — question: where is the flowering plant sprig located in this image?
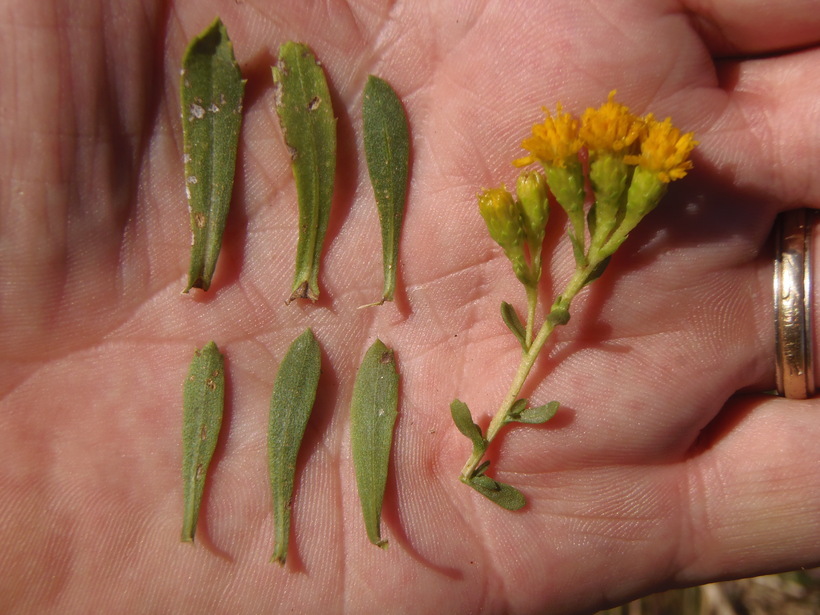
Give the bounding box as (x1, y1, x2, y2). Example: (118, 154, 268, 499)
(452, 92, 697, 510)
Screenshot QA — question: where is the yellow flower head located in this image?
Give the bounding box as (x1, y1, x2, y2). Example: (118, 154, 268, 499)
(513, 104, 582, 168)
(579, 91, 643, 155)
(626, 115, 697, 182)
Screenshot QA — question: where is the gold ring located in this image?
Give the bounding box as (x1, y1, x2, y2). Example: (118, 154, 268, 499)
(774, 209, 815, 398)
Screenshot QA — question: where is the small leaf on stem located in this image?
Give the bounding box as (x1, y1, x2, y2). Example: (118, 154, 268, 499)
(466, 475, 526, 511)
(547, 306, 570, 326)
(501, 302, 527, 350)
(506, 401, 559, 424)
(450, 399, 485, 451)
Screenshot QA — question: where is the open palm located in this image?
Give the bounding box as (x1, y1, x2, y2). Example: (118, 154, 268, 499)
(3, 1, 820, 613)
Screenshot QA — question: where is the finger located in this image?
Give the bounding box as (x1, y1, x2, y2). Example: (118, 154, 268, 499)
(684, 0, 820, 56)
(700, 46, 820, 209)
(768, 210, 820, 396)
(677, 394, 820, 584)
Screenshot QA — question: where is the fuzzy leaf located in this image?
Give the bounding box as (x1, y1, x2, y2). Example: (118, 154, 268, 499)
(351, 339, 400, 549)
(501, 301, 527, 349)
(272, 42, 337, 302)
(268, 329, 322, 564)
(450, 399, 485, 451)
(362, 76, 410, 304)
(181, 341, 225, 542)
(181, 18, 245, 292)
(507, 401, 559, 424)
(466, 475, 526, 511)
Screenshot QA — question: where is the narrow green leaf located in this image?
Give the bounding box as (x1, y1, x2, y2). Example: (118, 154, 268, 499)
(272, 43, 337, 303)
(362, 75, 410, 304)
(465, 475, 526, 511)
(351, 339, 400, 549)
(268, 328, 322, 565)
(180, 18, 245, 293)
(181, 341, 225, 542)
(507, 401, 559, 424)
(450, 399, 485, 451)
(500, 301, 527, 349)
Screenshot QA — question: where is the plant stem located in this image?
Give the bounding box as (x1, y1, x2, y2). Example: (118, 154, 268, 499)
(459, 259, 599, 481)
(525, 284, 538, 348)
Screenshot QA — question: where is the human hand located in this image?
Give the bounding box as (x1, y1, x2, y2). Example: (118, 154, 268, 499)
(2, 0, 819, 613)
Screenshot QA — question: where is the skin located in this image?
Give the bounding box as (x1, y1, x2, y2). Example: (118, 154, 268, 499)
(1, 0, 819, 612)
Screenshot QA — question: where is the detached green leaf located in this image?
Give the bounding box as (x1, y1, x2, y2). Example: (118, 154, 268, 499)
(501, 302, 527, 349)
(465, 475, 526, 511)
(362, 75, 410, 304)
(181, 341, 225, 542)
(450, 399, 485, 452)
(507, 401, 559, 424)
(272, 42, 337, 303)
(268, 329, 322, 565)
(351, 340, 400, 549)
(181, 18, 245, 292)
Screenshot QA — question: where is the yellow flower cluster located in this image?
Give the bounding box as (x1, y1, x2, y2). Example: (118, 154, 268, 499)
(623, 115, 696, 183)
(513, 104, 582, 169)
(580, 92, 644, 155)
(515, 91, 696, 184)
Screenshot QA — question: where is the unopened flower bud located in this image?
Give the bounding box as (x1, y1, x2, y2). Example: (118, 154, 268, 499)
(515, 170, 549, 249)
(478, 187, 525, 253)
(478, 187, 531, 284)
